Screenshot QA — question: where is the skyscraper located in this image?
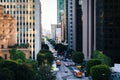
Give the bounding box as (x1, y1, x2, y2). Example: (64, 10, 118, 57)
(96, 0, 120, 63)
(57, 0, 64, 23)
(81, 0, 120, 63)
(81, 0, 95, 60)
(61, 0, 68, 45)
(67, 0, 75, 50)
(0, 0, 41, 59)
(65, 0, 82, 51)
(75, 0, 82, 51)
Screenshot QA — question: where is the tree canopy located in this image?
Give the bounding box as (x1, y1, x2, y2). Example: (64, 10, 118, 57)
(0, 60, 36, 80)
(37, 50, 54, 65)
(92, 50, 111, 66)
(85, 59, 102, 75)
(54, 43, 67, 55)
(41, 43, 49, 50)
(90, 64, 111, 80)
(72, 51, 84, 64)
(38, 64, 56, 80)
(9, 48, 26, 62)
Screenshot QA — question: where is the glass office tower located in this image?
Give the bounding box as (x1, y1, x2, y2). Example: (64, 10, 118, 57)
(57, 0, 64, 23)
(96, 0, 120, 63)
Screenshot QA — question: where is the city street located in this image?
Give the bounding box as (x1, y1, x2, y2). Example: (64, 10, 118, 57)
(45, 39, 89, 80)
(55, 60, 89, 80)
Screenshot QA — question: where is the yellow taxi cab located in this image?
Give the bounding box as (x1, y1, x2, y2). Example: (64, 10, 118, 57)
(73, 70, 82, 78)
(56, 60, 61, 66)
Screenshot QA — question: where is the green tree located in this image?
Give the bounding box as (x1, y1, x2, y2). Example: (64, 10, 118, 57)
(42, 43, 49, 50)
(14, 50, 26, 61)
(38, 64, 56, 80)
(0, 56, 3, 59)
(66, 49, 74, 58)
(90, 64, 111, 80)
(25, 59, 38, 71)
(0, 60, 36, 80)
(46, 52, 54, 65)
(47, 39, 56, 46)
(9, 48, 26, 61)
(54, 43, 67, 55)
(25, 43, 30, 48)
(85, 59, 102, 76)
(9, 48, 17, 59)
(72, 51, 84, 64)
(0, 60, 18, 72)
(0, 60, 18, 80)
(92, 50, 111, 66)
(16, 64, 35, 80)
(0, 68, 15, 80)
(37, 50, 46, 65)
(37, 50, 54, 65)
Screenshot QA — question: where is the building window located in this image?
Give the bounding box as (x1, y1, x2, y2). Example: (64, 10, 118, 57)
(17, 28, 19, 31)
(33, 51, 35, 59)
(10, 5, 12, 8)
(4, 54, 7, 59)
(13, 11, 15, 14)
(33, 39, 35, 42)
(4, 5, 6, 8)
(33, 22, 35, 26)
(7, 5, 9, 8)
(20, 39, 22, 42)
(1, 45, 4, 48)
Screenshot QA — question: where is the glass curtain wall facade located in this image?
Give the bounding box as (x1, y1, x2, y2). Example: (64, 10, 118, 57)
(96, 0, 120, 63)
(76, 0, 82, 51)
(0, 0, 41, 59)
(57, 0, 64, 23)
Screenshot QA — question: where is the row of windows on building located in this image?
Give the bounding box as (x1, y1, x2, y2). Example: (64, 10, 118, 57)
(17, 39, 35, 43)
(16, 16, 35, 21)
(4, 10, 35, 14)
(17, 22, 35, 26)
(0, 0, 34, 2)
(17, 33, 35, 37)
(4, 5, 35, 9)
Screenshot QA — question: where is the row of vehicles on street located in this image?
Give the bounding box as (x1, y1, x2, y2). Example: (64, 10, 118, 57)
(64, 62, 76, 67)
(71, 67, 83, 78)
(63, 61, 83, 78)
(55, 56, 83, 78)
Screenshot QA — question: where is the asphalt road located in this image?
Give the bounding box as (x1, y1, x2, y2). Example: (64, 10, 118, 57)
(56, 61, 89, 80)
(45, 39, 89, 80)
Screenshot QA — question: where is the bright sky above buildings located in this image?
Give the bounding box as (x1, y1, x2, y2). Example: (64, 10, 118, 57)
(41, 0, 57, 31)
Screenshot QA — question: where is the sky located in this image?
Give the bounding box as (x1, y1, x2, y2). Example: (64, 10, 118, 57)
(41, 0, 57, 31)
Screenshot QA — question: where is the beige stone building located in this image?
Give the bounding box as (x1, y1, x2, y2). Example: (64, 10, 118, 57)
(0, 5, 16, 48)
(0, 5, 30, 59)
(0, 0, 41, 59)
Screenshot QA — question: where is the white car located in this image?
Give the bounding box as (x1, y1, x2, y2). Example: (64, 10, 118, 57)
(64, 63, 69, 67)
